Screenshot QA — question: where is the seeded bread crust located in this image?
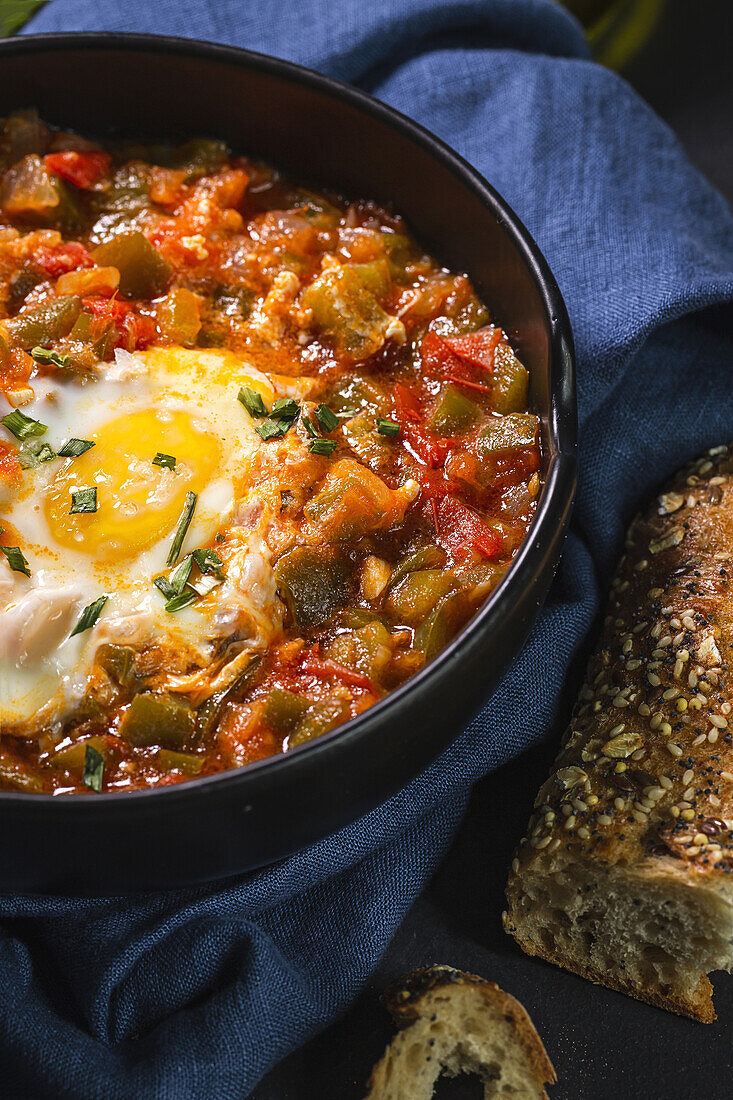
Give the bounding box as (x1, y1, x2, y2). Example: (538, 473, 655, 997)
(505, 444, 733, 1022)
(365, 966, 556, 1099)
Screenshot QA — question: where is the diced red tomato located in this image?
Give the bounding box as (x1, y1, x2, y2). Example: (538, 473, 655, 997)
(412, 466, 461, 499)
(0, 442, 20, 487)
(442, 327, 502, 371)
(299, 654, 375, 693)
(420, 326, 501, 387)
(44, 151, 111, 190)
(393, 382, 452, 468)
(82, 296, 158, 351)
(435, 496, 503, 563)
(33, 241, 93, 278)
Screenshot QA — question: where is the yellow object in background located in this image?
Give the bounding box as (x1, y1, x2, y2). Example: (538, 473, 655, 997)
(564, 0, 667, 69)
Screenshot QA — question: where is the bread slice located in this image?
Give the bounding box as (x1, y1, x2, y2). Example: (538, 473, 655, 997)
(364, 965, 556, 1099)
(505, 443, 733, 1021)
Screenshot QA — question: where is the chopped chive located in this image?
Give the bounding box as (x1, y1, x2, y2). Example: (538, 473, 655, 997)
(152, 452, 176, 469)
(82, 744, 105, 792)
(30, 346, 71, 369)
(164, 590, 199, 613)
(308, 437, 338, 457)
(376, 417, 400, 438)
(255, 417, 290, 441)
(154, 576, 176, 600)
(238, 386, 268, 418)
(192, 547, 225, 579)
(70, 595, 108, 637)
(271, 398, 300, 420)
(58, 438, 95, 458)
(166, 490, 197, 566)
(0, 546, 31, 576)
(19, 440, 56, 468)
(1, 409, 48, 441)
(315, 403, 339, 433)
(301, 415, 319, 438)
(70, 487, 97, 514)
(170, 554, 194, 596)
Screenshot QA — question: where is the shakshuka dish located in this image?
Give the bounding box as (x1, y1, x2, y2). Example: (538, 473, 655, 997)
(0, 112, 540, 794)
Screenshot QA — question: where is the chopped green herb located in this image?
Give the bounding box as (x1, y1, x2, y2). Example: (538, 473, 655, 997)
(308, 437, 338, 457)
(170, 554, 194, 596)
(58, 438, 95, 458)
(301, 415, 319, 438)
(82, 744, 105, 792)
(192, 547, 225, 579)
(315, 403, 339, 433)
(164, 590, 199, 613)
(238, 386, 268, 418)
(19, 439, 56, 468)
(152, 452, 176, 469)
(166, 490, 197, 566)
(70, 487, 98, 514)
(70, 595, 108, 637)
(254, 398, 300, 442)
(154, 576, 176, 600)
(271, 398, 300, 420)
(376, 417, 400, 438)
(0, 546, 31, 576)
(30, 346, 72, 369)
(1, 409, 48, 441)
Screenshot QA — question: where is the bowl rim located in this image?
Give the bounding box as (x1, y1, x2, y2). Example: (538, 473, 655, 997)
(0, 31, 577, 812)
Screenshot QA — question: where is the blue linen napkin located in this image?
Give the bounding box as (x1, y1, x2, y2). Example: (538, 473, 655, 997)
(4, 0, 733, 1095)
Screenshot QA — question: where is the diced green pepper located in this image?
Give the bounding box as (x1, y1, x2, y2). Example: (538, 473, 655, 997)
(196, 653, 263, 740)
(301, 263, 396, 360)
(156, 287, 201, 347)
(430, 384, 481, 434)
(387, 545, 447, 591)
(157, 749, 204, 775)
(1, 154, 79, 229)
(415, 592, 469, 661)
(69, 310, 115, 359)
(288, 698, 350, 748)
(172, 137, 228, 180)
(92, 230, 171, 299)
(91, 163, 150, 240)
(119, 692, 196, 750)
(385, 569, 456, 626)
(327, 620, 393, 682)
(262, 687, 310, 734)
(477, 413, 539, 456)
(6, 295, 81, 349)
(327, 374, 388, 416)
(0, 752, 44, 792)
(51, 735, 108, 771)
(96, 643, 138, 688)
(342, 411, 392, 468)
(491, 342, 529, 414)
(275, 546, 353, 630)
(348, 259, 391, 298)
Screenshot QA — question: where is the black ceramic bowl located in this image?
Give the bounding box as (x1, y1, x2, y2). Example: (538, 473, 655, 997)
(0, 33, 576, 894)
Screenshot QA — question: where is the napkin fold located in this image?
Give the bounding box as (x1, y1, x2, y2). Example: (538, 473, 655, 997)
(3, 0, 733, 1095)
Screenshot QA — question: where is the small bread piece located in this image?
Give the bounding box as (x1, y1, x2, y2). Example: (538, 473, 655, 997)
(364, 965, 556, 1099)
(505, 444, 733, 1022)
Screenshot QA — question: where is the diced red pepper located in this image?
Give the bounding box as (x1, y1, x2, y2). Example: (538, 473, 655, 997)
(412, 467, 461, 499)
(44, 151, 111, 190)
(299, 654, 375, 693)
(435, 496, 503, 563)
(82, 295, 131, 321)
(420, 326, 501, 387)
(33, 241, 93, 278)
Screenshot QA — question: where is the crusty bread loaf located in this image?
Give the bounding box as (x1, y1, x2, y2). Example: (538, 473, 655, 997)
(364, 965, 556, 1099)
(505, 443, 733, 1022)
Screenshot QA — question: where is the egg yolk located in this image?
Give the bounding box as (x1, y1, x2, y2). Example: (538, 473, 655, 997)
(44, 408, 222, 559)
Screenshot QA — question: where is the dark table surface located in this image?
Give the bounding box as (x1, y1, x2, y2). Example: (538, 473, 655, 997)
(254, 2, 733, 1096)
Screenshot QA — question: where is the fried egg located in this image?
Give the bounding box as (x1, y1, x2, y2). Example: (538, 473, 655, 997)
(0, 346, 302, 727)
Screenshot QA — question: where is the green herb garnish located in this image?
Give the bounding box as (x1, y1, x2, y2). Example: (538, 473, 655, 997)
(238, 386, 268, 418)
(308, 438, 338, 457)
(31, 346, 72, 369)
(152, 452, 176, 469)
(70, 487, 98, 514)
(315, 403, 339, 433)
(1, 409, 48, 441)
(164, 590, 199, 613)
(170, 554, 194, 596)
(153, 576, 176, 600)
(271, 398, 300, 420)
(166, 490, 197, 566)
(58, 438, 95, 458)
(0, 546, 31, 576)
(70, 595, 108, 637)
(301, 415, 319, 438)
(19, 440, 56, 468)
(192, 547, 225, 580)
(376, 417, 400, 438)
(82, 744, 105, 792)
(255, 398, 300, 442)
